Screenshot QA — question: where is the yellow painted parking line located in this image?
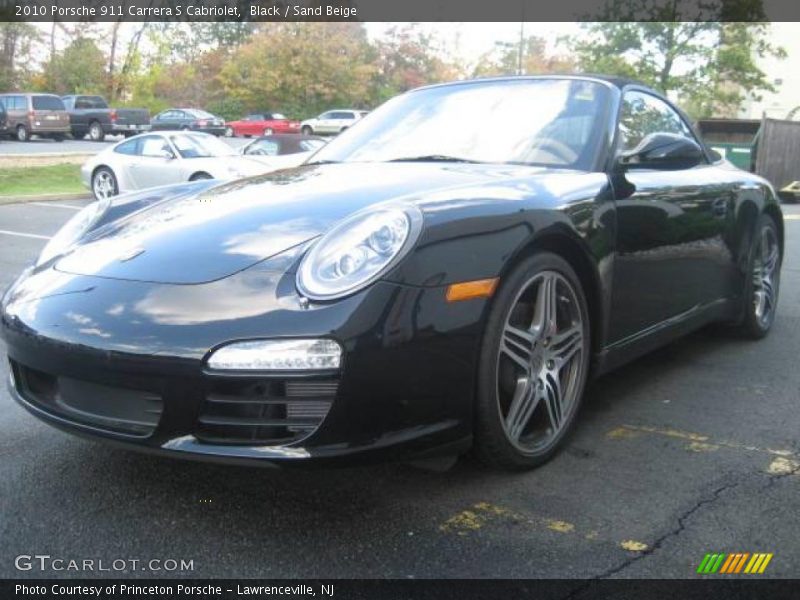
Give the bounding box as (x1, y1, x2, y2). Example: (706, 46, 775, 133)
(439, 502, 647, 553)
(609, 424, 795, 458)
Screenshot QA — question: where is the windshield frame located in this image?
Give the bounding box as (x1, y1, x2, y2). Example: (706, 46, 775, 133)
(311, 76, 617, 172)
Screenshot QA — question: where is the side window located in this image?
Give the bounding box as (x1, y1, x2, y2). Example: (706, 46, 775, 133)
(12, 96, 25, 110)
(319, 112, 333, 120)
(618, 91, 695, 153)
(246, 140, 279, 156)
(75, 97, 90, 109)
(140, 136, 171, 157)
(114, 138, 139, 156)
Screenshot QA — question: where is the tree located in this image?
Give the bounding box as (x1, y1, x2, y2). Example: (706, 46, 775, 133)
(473, 35, 575, 78)
(218, 23, 376, 118)
(571, 1, 784, 117)
(0, 23, 40, 90)
(370, 24, 462, 103)
(41, 37, 107, 95)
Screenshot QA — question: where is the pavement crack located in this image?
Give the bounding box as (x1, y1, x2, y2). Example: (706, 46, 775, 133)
(561, 479, 740, 598)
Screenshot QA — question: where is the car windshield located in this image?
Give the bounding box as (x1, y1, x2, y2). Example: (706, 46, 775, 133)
(169, 134, 237, 158)
(311, 79, 610, 169)
(271, 113, 287, 120)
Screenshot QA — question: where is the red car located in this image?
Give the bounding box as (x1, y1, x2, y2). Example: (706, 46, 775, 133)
(224, 112, 301, 137)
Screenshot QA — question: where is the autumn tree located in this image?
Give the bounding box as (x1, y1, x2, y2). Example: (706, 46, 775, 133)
(370, 24, 463, 103)
(473, 35, 575, 78)
(218, 23, 376, 118)
(0, 23, 40, 90)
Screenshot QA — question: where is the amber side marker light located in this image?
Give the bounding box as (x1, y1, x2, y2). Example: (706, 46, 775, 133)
(446, 278, 499, 302)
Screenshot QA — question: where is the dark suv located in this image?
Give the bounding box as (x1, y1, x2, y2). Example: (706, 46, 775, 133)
(0, 93, 70, 141)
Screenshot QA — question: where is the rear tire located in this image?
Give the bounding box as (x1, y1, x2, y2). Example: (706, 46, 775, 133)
(16, 125, 29, 142)
(301, 125, 313, 135)
(224, 126, 234, 137)
(737, 214, 781, 339)
(474, 252, 591, 470)
(88, 121, 105, 142)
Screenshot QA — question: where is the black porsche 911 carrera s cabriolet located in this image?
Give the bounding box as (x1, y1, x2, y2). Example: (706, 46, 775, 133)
(1, 76, 783, 470)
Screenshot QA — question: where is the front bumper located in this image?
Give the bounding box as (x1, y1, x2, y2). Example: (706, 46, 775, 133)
(1, 259, 485, 466)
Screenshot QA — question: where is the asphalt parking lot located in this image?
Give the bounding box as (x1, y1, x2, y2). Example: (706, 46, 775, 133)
(0, 199, 798, 580)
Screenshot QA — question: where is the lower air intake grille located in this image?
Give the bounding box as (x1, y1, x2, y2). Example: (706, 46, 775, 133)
(11, 360, 163, 437)
(196, 376, 338, 444)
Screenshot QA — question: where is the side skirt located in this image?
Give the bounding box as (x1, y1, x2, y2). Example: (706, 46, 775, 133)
(591, 298, 737, 376)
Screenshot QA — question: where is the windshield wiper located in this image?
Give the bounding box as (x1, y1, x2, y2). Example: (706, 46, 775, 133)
(387, 155, 484, 164)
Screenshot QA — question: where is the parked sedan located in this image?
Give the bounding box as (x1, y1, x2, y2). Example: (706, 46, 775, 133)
(240, 133, 326, 170)
(81, 131, 267, 200)
(225, 113, 301, 137)
(150, 108, 226, 136)
(2, 76, 782, 470)
(300, 109, 367, 135)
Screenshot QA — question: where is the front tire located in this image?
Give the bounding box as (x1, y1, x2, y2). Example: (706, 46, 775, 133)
(301, 125, 313, 135)
(224, 126, 234, 137)
(474, 252, 591, 470)
(738, 214, 781, 339)
(16, 125, 29, 142)
(91, 167, 118, 201)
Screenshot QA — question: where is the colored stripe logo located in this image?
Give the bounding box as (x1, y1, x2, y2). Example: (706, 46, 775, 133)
(697, 553, 773, 574)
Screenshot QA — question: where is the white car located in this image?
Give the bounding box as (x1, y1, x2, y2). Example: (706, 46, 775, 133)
(300, 109, 367, 136)
(239, 134, 327, 171)
(81, 131, 270, 200)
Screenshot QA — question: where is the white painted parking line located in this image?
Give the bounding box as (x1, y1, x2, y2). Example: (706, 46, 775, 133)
(784, 214, 800, 220)
(0, 229, 50, 240)
(30, 202, 83, 210)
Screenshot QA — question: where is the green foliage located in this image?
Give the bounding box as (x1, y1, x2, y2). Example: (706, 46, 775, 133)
(472, 35, 575, 78)
(572, 2, 784, 117)
(41, 37, 107, 95)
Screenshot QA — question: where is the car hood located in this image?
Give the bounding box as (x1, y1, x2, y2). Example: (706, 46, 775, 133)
(54, 162, 590, 284)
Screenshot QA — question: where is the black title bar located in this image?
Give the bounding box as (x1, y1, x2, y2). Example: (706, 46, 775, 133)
(3, 0, 800, 22)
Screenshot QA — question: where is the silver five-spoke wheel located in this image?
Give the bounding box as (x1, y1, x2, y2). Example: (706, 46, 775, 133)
(476, 252, 590, 469)
(497, 271, 585, 453)
(752, 224, 779, 329)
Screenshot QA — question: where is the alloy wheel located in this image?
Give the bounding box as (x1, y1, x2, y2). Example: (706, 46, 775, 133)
(93, 170, 116, 200)
(752, 224, 779, 328)
(225, 127, 234, 137)
(495, 270, 586, 454)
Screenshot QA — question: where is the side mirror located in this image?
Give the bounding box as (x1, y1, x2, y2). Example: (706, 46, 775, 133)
(159, 149, 175, 160)
(619, 133, 704, 170)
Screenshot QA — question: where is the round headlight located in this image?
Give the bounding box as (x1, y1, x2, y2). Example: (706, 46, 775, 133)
(36, 197, 110, 267)
(296, 205, 422, 300)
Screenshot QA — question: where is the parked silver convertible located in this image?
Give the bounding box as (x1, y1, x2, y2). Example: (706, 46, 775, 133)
(82, 132, 268, 200)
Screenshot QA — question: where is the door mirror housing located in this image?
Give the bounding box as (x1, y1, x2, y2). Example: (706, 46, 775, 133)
(619, 133, 704, 170)
(159, 149, 175, 160)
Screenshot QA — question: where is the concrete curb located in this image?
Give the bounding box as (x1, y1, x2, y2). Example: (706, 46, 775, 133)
(0, 192, 92, 206)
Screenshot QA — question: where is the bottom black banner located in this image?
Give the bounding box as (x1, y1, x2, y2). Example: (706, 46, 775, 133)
(3, 579, 800, 600)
